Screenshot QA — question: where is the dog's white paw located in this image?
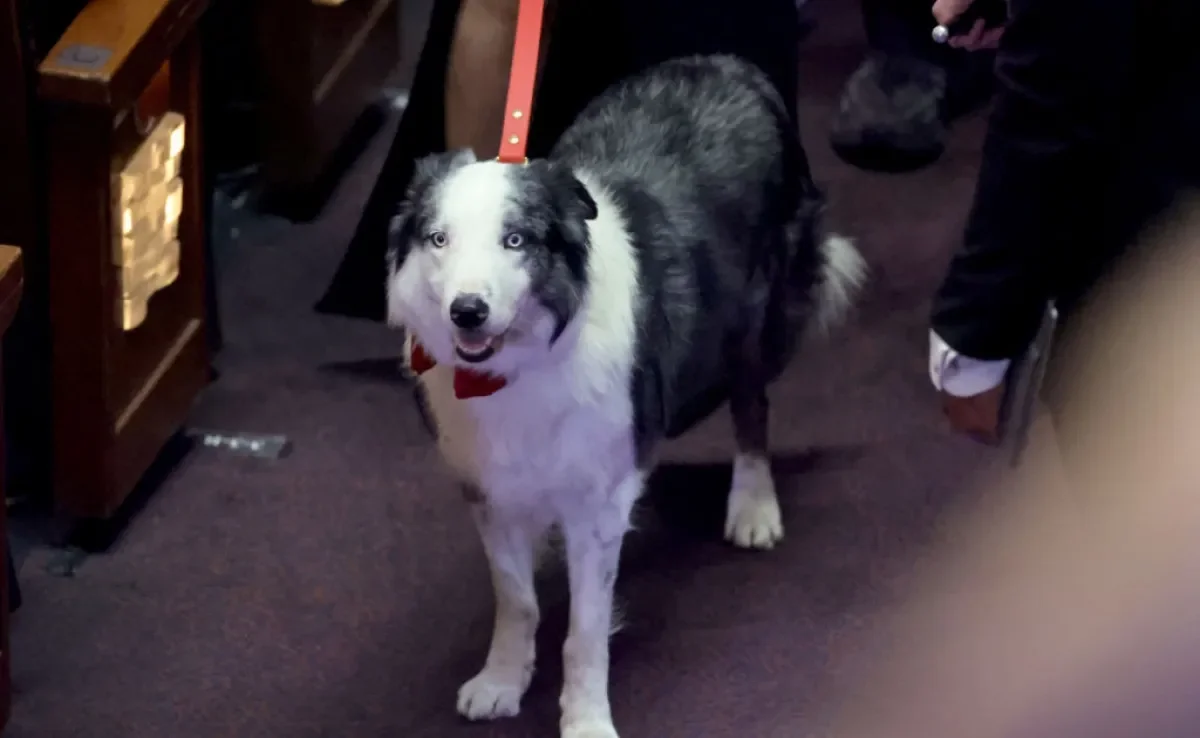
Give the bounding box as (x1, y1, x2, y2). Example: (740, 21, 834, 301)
(561, 719, 620, 738)
(456, 669, 528, 721)
(724, 454, 783, 550)
(725, 492, 783, 549)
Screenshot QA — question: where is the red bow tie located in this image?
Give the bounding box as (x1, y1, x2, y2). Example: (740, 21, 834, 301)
(408, 339, 509, 399)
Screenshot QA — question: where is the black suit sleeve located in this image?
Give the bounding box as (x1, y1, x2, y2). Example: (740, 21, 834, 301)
(931, 0, 1138, 360)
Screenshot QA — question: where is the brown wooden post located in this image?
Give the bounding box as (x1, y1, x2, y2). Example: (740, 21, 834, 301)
(38, 0, 212, 519)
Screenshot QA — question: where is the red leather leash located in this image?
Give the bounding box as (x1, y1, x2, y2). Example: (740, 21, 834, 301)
(496, 0, 546, 164)
(408, 0, 547, 398)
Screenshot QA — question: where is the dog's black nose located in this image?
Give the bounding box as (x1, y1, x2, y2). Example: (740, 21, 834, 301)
(449, 294, 490, 329)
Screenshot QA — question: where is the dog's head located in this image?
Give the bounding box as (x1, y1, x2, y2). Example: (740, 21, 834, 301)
(386, 150, 598, 375)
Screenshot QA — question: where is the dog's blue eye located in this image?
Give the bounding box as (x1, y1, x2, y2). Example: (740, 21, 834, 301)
(504, 233, 524, 250)
(427, 231, 447, 248)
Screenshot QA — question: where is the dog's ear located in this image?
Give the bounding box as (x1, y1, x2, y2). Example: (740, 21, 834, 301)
(524, 160, 593, 344)
(530, 160, 597, 223)
(528, 160, 597, 259)
(556, 171, 598, 223)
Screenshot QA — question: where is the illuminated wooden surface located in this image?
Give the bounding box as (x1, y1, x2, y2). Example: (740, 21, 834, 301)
(38, 0, 208, 108)
(117, 112, 186, 331)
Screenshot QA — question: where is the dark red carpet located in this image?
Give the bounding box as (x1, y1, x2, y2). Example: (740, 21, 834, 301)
(8, 1, 996, 735)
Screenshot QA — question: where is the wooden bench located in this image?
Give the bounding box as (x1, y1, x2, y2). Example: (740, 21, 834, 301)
(37, 0, 211, 520)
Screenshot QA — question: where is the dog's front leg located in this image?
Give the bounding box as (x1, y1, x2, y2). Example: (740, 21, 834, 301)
(457, 491, 543, 721)
(558, 472, 641, 738)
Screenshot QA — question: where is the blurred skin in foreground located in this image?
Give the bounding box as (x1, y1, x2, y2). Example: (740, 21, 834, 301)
(824, 203, 1200, 738)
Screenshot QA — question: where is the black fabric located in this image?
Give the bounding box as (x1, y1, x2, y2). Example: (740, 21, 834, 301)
(316, 0, 801, 322)
(932, 0, 1200, 360)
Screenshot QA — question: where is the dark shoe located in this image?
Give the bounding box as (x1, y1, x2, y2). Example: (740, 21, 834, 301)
(830, 53, 948, 173)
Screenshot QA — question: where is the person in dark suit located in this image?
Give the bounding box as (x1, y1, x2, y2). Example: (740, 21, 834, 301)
(929, 0, 1200, 443)
(316, 0, 807, 324)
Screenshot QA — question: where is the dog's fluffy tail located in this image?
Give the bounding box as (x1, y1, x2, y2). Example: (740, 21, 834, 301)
(813, 233, 867, 332)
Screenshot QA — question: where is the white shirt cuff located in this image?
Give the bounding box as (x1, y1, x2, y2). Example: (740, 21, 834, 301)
(929, 330, 1012, 397)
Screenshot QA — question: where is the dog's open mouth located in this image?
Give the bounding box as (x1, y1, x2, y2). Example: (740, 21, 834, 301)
(454, 331, 505, 363)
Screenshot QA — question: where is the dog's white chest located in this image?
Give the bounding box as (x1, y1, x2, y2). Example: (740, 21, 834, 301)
(418, 365, 634, 509)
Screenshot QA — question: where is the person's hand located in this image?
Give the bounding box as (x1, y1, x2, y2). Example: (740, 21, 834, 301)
(932, 0, 1006, 51)
(941, 384, 1004, 445)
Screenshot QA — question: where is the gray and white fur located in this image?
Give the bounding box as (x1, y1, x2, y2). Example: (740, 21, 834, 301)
(385, 55, 866, 738)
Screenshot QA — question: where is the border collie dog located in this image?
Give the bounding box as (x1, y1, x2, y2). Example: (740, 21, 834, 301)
(385, 55, 865, 738)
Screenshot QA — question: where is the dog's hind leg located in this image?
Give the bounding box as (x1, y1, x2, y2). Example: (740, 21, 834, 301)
(725, 330, 785, 549)
(457, 492, 543, 721)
